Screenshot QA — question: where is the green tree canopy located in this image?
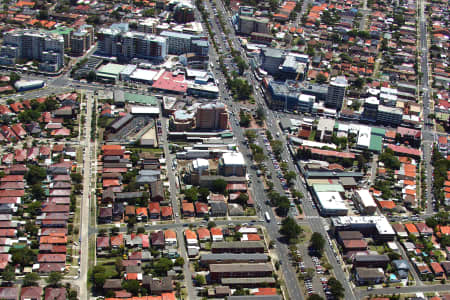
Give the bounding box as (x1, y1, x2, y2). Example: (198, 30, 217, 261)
(310, 232, 325, 255)
(212, 179, 227, 194)
(279, 217, 303, 242)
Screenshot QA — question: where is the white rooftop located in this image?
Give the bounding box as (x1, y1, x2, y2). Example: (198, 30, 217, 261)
(317, 192, 347, 212)
(221, 152, 245, 166)
(355, 189, 377, 209)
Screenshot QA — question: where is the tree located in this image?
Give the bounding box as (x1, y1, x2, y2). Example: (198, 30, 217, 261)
(184, 187, 198, 202)
(10, 247, 36, 266)
(194, 274, 206, 285)
(25, 221, 38, 236)
(71, 173, 82, 184)
(154, 258, 173, 276)
(198, 187, 210, 201)
(239, 111, 251, 127)
(244, 130, 257, 143)
(23, 272, 40, 286)
(276, 196, 291, 216)
(316, 73, 327, 83)
(285, 171, 297, 185)
(174, 257, 185, 267)
(122, 280, 140, 295)
(310, 232, 325, 255)
(212, 179, 227, 194)
(328, 277, 345, 299)
(31, 183, 45, 201)
(25, 165, 46, 185)
(307, 294, 324, 300)
(92, 265, 108, 290)
(2, 266, 15, 282)
(279, 217, 303, 242)
(207, 221, 216, 229)
(236, 193, 249, 207)
(46, 271, 63, 287)
(9, 72, 20, 85)
(256, 105, 266, 121)
(379, 148, 400, 170)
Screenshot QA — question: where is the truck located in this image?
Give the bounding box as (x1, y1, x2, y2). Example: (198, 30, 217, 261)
(264, 212, 271, 222)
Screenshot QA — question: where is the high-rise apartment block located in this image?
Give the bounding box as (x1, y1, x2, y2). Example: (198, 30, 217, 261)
(0, 29, 64, 72)
(195, 103, 228, 130)
(97, 24, 168, 61)
(326, 76, 348, 110)
(70, 24, 94, 56)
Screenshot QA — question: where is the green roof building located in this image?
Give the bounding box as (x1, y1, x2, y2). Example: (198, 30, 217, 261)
(49, 26, 74, 49)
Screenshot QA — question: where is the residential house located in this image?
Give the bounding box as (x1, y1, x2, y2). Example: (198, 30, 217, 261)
(164, 230, 177, 246)
(97, 236, 110, 252)
(197, 228, 210, 242)
(184, 229, 198, 246)
(44, 287, 66, 300)
(392, 260, 410, 279)
(182, 202, 195, 217)
(195, 202, 208, 217)
(20, 286, 42, 300)
(151, 231, 165, 248)
(210, 202, 227, 217)
(211, 227, 223, 242)
(161, 206, 173, 219)
(355, 267, 385, 285)
(148, 202, 160, 219)
(430, 262, 445, 278)
(211, 241, 265, 254)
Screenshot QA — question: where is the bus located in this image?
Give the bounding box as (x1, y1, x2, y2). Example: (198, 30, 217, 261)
(264, 212, 271, 222)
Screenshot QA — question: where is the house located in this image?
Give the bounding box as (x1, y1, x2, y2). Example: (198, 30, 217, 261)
(147, 277, 174, 295)
(405, 223, 419, 236)
(430, 262, 444, 278)
(441, 261, 450, 276)
(125, 205, 136, 218)
(103, 279, 123, 291)
(97, 236, 110, 251)
(210, 201, 227, 217)
(136, 207, 148, 222)
(392, 223, 408, 237)
(392, 260, 410, 279)
(228, 203, 244, 216)
(161, 206, 173, 219)
(415, 262, 432, 276)
(182, 202, 195, 217)
(20, 286, 42, 300)
(195, 202, 208, 217)
(355, 267, 385, 285)
(44, 287, 66, 300)
(111, 234, 124, 249)
(150, 180, 164, 202)
(197, 228, 211, 241)
(99, 207, 113, 224)
(415, 222, 433, 236)
(211, 227, 223, 242)
(184, 229, 198, 246)
(151, 231, 165, 248)
(164, 230, 177, 246)
(0, 287, 18, 300)
(113, 203, 124, 221)
(148, 202, 160, 219)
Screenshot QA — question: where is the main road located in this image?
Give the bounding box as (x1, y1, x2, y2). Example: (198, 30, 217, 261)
(75, 90, 94, 300)
(212, 0, 359, 299)
(418, 0, 435, 214)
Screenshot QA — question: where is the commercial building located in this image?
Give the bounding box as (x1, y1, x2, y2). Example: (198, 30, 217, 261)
(362, 97, 379, 122)
(331, 216, 395, 241)
(260, 48, 285, 75)
(219, 152, 246, 177)
(312, 184, 347, 216)
(0, 29, 64, 72)
(353, 189, 377, 215)
(326, 76, 347, 110)
(376, 105, 403, 126)
(238, 16, 269, 35)
(195, 103, 228, 130)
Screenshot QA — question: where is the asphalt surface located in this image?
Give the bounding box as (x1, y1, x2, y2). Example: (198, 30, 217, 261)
(76, 90, 94, 300)
(418, 0, 435, 215)
(161, 115, 196, 299)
